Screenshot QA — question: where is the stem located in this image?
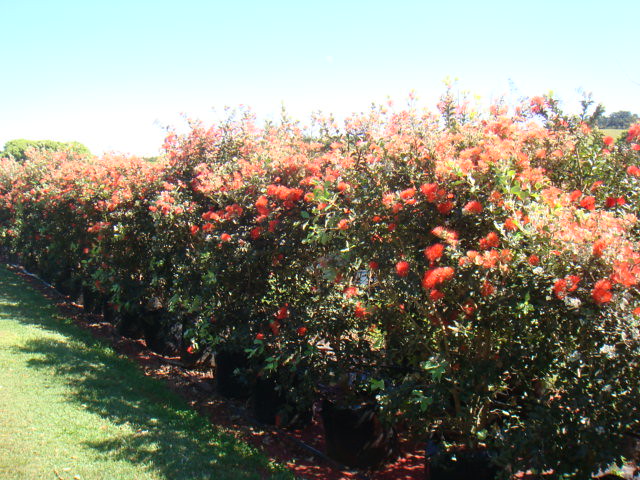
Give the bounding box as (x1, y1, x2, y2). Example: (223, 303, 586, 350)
(440, 323, 462, 419)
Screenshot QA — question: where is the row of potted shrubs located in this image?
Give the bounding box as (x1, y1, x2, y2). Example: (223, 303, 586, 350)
(1, 93, 639, 478)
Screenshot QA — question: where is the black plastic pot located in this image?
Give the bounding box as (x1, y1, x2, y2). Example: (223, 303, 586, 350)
(215, 350, 251, 399)
(102, 302, 117, 324)
(81, 286, 103, 314)
(142, 309, 182, 356)
(55, 276, 82, 299)
(116, 309, 146, 340)
(179, 343, 201, 368)
(425, 443, 498, 480)
(321, 397, 398, 469)
(252, 376, 312, 428)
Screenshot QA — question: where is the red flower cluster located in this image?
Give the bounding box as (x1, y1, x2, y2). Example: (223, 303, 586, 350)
(627, 165, 640, 177)
(421, 267, 455, 289)
(463, 200, 482, 214)
(553, 275, 581, 299)
(395, 260, 410, 277)
(424, 243, 445, 263)
(592, 279, 613, 305)
(266, 184, 304, 202)
(479, 232, 500, 250)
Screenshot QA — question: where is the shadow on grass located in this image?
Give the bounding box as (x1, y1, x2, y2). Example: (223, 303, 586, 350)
(1, 268, 289, 480)
(0, 270, 64, 327)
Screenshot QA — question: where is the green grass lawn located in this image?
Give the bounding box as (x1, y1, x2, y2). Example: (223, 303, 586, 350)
(0, 265, 293, 480)
(601, 128, 626, 138)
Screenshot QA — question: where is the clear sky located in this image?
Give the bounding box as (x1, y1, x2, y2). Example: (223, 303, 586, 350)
(1, 0, 639, 157)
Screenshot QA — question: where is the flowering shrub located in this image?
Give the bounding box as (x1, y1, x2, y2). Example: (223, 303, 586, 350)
(1, 95, 639, 477)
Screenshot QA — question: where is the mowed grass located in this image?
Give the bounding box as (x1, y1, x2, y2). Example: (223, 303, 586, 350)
(601, 128, 626, 138)
(0, 266, 293, 480)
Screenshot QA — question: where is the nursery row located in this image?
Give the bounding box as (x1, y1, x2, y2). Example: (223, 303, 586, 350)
(1, 93, 640, 478)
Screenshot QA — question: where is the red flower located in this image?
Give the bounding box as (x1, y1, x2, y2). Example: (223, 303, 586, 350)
(611, 261, 637, 287)
(337, 181, 349, 193)
(275, 306, 289, 320)
(480, 280, 495, 297)
(421, 267, 455, 289)
(420, 183, 439, 202)
(530, 96, 545, 113)
(396, 261, 410, 277)
(603, 136, 614, 146)
(399, 187, 416, 200)
(337, 218, 349, 230)
(220, 233, 231, 242)
(462, 300, 476, 316)
(269, 320, 281, 335)
(627, 165, 640, 177)
(489, 190, 503, 204)
(605, 196, 626, 208)
(566, 275, 581, 292)
(190, 225, 199, 235)
(579, 196, 596, 211)
(256, 333, 265, 341)
(186, 345, 195, 354)
(297, 326, 308, 336)
(343, 286, 358, 298)
(368, 261, 379, 270)
(633, 307, 640, 317)
(504, 218, 517, 231)
(429, 289, 444, 301)
(627, 123, 640, 142)
(250, 226, 262, 239)
(528, 254, 540, 266)
(424, 243, 445, 263)
(592, 239, 607, 257)
(432, 226, 459, 245)
(437, 201, 454, 215)
(255, 195, 269, 215)
(553, 279, 568, 299)
(569, 190, 582, 203)
(354, 302, 369, 318)
(592, 279, 613, 305)
(463, 200, 482, 214)
(479, 232, 500, 250)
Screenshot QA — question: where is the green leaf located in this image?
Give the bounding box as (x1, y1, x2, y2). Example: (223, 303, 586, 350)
(369, 378, 385, 391)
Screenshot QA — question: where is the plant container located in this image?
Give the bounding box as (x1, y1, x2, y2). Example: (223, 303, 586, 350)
(321, 397, 398, 469)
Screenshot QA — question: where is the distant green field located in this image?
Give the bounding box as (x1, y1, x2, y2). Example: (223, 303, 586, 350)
(0, 266, 292, 480)
(601, 128, 626, 138)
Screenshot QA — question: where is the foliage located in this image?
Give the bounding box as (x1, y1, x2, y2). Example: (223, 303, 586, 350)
(597, 110, 639, 129)
(1, 95, 639, 478)
(2, 138, 91, 163)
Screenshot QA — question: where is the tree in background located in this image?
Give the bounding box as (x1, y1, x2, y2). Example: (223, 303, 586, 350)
(597, 110, 639, 129)
(2, 139, 91, 162)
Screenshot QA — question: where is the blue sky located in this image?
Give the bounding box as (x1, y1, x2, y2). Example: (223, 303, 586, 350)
(1, 0, 639, 156)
